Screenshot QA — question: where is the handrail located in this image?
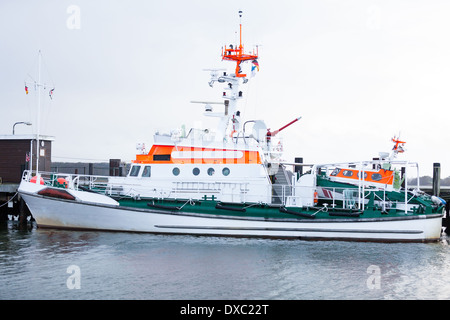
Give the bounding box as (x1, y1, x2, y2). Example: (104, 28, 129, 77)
(20, 170, 424, 213)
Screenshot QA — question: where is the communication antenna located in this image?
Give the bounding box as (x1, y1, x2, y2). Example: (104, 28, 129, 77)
(221, 11, 259, 78)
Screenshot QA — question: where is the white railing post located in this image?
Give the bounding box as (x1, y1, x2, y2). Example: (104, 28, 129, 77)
(404, 162, 408, 214)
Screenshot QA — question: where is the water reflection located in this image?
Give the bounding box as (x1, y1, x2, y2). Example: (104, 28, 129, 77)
(0, 221, 449, 300)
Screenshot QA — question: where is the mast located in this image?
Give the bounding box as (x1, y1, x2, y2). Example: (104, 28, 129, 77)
(207, 11, 259, 141)
(27, 50, 52, 181)
(22, 50, 56, 182)
(221, 11, 258, 78)
(239, 11, 243, 53)
(36, 50, 42, 178)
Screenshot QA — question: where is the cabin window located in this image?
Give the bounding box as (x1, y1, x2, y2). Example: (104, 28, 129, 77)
(371, 173, 383, 181)
(129, 165, 141, 177)
(342, 170, 353, 177)
(172, 167, 180, 176)
(330, 168, 341, 176)
(153, 154, 171, 161)
(207, 168, 215, 176)
(193, 168, 200, 176)
(142, 166, 151, 177)
(222, 167, 230, 176)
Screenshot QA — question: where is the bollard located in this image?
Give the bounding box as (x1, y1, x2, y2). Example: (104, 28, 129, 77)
(432, 163, 441, 197)
(18, 196, 28, 226)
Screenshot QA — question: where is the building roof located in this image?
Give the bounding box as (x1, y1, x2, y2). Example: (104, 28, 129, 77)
(0, 134, 55, 141)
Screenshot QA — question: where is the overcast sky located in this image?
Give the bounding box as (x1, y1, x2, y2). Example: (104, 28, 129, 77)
(2, 0, 450, 177)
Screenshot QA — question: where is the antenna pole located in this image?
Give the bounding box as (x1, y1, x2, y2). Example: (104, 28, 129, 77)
(239, 11, 243, 51)
(221, 10, 258, 78)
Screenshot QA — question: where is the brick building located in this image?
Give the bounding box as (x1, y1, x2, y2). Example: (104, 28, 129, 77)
(0, 134, 54, 184)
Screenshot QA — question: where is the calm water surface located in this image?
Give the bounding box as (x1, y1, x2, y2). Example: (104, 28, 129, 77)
(1, 221, 449, 300)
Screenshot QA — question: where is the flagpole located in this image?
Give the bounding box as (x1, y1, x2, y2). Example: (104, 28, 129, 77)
(36, 50, 41, 180)
(29, 140, 33, 171)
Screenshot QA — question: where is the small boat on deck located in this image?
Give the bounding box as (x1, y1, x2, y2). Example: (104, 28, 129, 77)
(18, 13, 444, 242)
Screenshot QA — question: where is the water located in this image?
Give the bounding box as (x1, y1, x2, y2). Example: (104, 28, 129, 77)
(1, 221, 450, 300)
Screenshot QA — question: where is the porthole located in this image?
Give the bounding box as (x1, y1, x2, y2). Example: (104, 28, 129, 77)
(357, 172, 367, 179)
(222, 167, 230, 176)
(371, 173, 382, 181)
(193, 168, 200, 176)
(172, 167, 180, 176)
(342, 170, 353, 177)
(207, 168, 215, 176)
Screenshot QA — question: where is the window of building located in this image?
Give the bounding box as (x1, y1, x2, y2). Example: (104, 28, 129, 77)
(222, 167, 230, 176)
(173, 167, 180, 176)
(193, 168, 200, 176)
(207, 168, 215, 176)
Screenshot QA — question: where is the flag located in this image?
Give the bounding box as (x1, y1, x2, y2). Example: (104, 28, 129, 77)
(25, 152, 30, 162)
(49, 88, 54, 99)
(252, 59, 259, 71)
(25, 85, 29, 94)
(251, 59, 259, 77)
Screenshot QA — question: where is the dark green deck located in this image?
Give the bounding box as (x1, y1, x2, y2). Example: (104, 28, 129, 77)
(116, 195, 444, 221)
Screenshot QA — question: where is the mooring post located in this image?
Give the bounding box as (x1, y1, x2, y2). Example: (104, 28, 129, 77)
(0, 200, 7, 222)
(401, 167, 406, 188)
(432, 163, 441, 197)
(18, 196, 27, 226)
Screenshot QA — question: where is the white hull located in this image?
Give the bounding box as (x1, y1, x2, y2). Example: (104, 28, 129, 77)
(20, 190, 443, 242)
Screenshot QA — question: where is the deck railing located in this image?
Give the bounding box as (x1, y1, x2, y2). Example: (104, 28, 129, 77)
(21, 170, 420, 213)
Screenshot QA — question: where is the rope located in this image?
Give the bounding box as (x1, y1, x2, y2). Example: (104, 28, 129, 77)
(179, 198, 196, 210)
(0, 192, 18, 208)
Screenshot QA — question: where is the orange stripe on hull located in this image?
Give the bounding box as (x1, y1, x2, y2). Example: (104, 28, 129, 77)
(133, 145, 261, 164)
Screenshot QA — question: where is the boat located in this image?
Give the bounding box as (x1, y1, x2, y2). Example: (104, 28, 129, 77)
(18, 12, 444, 242)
